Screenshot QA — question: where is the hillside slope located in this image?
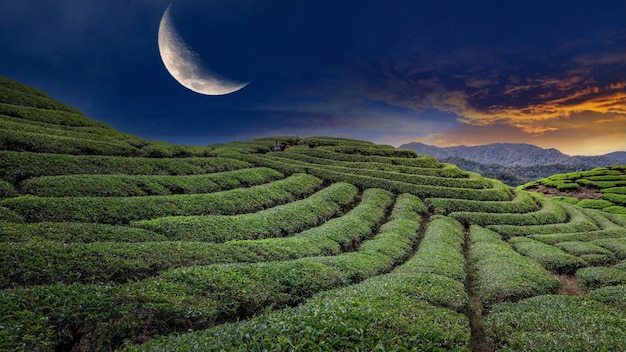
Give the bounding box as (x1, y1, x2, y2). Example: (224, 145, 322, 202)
(1, 76, 625, 352)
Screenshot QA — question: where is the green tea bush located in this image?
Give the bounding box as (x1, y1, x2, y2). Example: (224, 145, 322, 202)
(306, 167, 513, 201)
(0, 102, 98, 127)
(0, 129, 145, 157)
(0, 151, 252, 183)
(508, 237, 587, 274)
(0, 82, 82, 113)
(554, 241, 615, 265)
(131, 182, 358, 242)
(284, 145, 443, 168)
(603, 186, 626, 194)
(270, 151, 466, 177)
(549, 195, 579, 204)
(0, 221, 166, 243)
(450, 194, 567, 227)
(19, 167, 283, 197)
(233, 153, 308, 175)
(323, 145, 418, 158)
(2, 174, 321, 224)
(393, 216, 467, 283)
(576, 199, 615, 209)
(587, 284, 626, 310)
(576, 266, 626, 289)
(577, 179, 626, 188)
(0, 189, 392, 287)
(0, 116, 127, 145)
(0, 179, 16, 198)
(0, 206, 22, 222)
(469, 226, 561, 306)
(123, 260, 470, 352)
(592, 237, 626, 260)
(602, 192, 626, 206)
(487, 203, 599, 238)
(602, 205, 626, 215)
(484, 295, 626, 351)
(427, 189, 537, 214)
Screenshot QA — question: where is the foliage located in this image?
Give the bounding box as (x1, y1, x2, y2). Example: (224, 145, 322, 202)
(575, 267, 626, 289)
(132, 182, 358, 242)
(484, 295, 626, 351)
(2, 174, 322, 224)
(469, 226, 561, 306)
(19, 167, 283, 197)
(508, 236, 588, 274)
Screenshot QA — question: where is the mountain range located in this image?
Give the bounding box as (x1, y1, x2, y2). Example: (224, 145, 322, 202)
(400, 142, 626, 186)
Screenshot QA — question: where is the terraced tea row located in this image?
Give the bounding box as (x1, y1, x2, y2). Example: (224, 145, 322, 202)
(1, 191, 423, 350)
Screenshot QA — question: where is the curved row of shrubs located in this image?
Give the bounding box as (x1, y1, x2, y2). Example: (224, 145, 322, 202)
(508, 236, 587, 274)
(268, 151, 466, 177)
(487, 202, 599, 239)
(0, 151, 252, 183)
(0, 221, 166, 243)
(0, 192, 421, 351)
(449, 194, 568, 227)
(122, 219, 471, 352)
(271, 154, 489, 189)
(132, 182, 359, 242)
(0, 129, 144, 157)
(469, 225, 561, 306)
(0, 188, 393, 288)
(305, 166, 513, 201)
(2, 173, 322, 224)
(284, 145, 442, 168)
(427, 189, 538, 214)
(484, 295, 626, 351)
(19, 167, 283, 197)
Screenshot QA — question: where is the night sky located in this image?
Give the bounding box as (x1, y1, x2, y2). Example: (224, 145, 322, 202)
(1, 0, 625, 155)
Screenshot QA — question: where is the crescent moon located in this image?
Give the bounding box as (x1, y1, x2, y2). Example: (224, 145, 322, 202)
(158, 5, 249, 95)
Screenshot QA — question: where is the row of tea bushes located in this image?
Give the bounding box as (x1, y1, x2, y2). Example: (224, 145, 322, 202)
(19, 167, 283, 197)
(132, 182, 359, 242)
(508, 237, 587, 274)
(469, 226, 561, 306)
(2, 174, 322, 224)
(272, 156, 490, 189)
(554, 241, 616, 266)
(484, 295, 626, 351)
(487, 202, 599, 239)
(305, 166, 513, 201)
(0, 188, 393, 288)
(0, 115, 133, 145)
(0, 190, 403, 350)
(586, 284, 626, 310)
(0, 80, 82, 114)
(0, 129, 144, 157)
(427, 189, 538, 214)
(0, 151, 252, 183)
(284, 145, 442, 168)
(122, 220, 471, 352)
(527, 208, 626, 245)
(575, 266, 626, 289)
(320, 145, 418, 158)
(270, 150, 467, 177)
(449, 194, 567, 227)
(0, 221, 165, 243)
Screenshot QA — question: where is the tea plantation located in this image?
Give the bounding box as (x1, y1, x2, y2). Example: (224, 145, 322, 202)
(1, 76, 625, 351)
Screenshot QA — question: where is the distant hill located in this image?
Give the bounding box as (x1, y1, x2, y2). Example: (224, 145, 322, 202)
(400, 142, 622, 168)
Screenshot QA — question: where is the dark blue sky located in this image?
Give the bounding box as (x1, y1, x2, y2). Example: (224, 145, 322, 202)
(1, 0, 625, 155)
